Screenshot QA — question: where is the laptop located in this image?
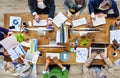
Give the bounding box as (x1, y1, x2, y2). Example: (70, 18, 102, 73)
(89, 43, 108, 59)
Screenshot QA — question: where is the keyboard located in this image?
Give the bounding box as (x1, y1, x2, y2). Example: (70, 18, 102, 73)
(91, 48, 105, 54)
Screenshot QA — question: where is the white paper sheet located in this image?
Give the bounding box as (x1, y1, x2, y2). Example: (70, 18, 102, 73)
(53, 12, 67, 27)
(9, 16, 21, 31)
(46, 53, 60, 59)
(56, 31, 61, 44)
(33, 20, 47, 26)
(72, 17, 87, 27)
(76, 48, 88, 63)
(110, 30, 120, 44)
(25, 50, 40, 64)
(114, 58, 120, 67)
(92, 17, 106, 26)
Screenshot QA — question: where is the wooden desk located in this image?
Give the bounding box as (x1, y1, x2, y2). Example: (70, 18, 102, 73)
(4, 13, 120, 65)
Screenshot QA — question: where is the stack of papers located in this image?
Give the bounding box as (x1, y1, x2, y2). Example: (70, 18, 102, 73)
(92, 17, 106, 26)
(76, 48, 88, 63)
(72, 17, 87, 27)
(53, 12, 67, 27)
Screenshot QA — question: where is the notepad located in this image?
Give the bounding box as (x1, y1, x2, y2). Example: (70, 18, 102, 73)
(92, 17, 106, 26)
(53, 12, 67, 27)
(33, 20, 47, 26)
(110, 30, 120, 44)
(72, 17, 87, 27)
(46, 53, 60, 59)
(0, 35, 26, 60)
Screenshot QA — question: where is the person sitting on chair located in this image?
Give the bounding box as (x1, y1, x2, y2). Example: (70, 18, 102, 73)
(42, 56, 70, 78)
(83, 51, 120, 78)
(64, 0, 86, 19)
(88, 0, 119, 20)
(28, 0, 55, 26)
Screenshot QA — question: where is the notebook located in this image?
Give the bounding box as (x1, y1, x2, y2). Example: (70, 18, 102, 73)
(46, 53, 60, 59)
(92, 17, 106, 26)
(89, 43, 108, 59)
(0, 35, 25, 60)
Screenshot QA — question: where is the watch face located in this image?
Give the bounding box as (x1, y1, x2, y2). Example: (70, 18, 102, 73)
(13, 19, 19, 25)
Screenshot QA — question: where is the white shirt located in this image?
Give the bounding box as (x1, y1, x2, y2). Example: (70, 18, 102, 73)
(37, 1, 46, 9)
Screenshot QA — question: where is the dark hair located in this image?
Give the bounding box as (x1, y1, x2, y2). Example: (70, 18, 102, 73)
(50, 76, 57, 78)
(75, 0, 85, 5)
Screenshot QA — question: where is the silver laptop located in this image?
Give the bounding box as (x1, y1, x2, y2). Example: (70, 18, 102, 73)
(89, 43, 108, 59)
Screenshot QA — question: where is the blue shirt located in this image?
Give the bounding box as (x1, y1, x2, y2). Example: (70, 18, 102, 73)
(88, 0, 119, 18)
(0, 27, 9, 48)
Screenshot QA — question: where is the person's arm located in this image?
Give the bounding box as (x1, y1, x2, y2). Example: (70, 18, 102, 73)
(100, 52, 114, 68)
(42, 57, 51, 78)
(0, 27, 9, 35)
(83, 52, 97, 76)
(78, 0, 86, 14)
(88, 0, 95, 14)
(64, 0, 70, 13)
(48, 0, 55, 19)
(107, 1, 119, 18)
(28, 0, 40, 22)
(28, 0, 37, 15)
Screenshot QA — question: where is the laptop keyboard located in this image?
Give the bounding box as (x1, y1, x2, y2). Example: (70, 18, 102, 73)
(91, 48, 105, 54)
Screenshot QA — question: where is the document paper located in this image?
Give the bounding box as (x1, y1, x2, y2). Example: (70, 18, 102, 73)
(110, 30, 120, 44)
(53, 12, 67, 27)
(72, 17, 87, 27)
(9, 16, 21, 31)
(76, 48, 88, 63)
(92, 17, 106, 26)
(46, 53, 60, 59)
(33, 20, 47, 26)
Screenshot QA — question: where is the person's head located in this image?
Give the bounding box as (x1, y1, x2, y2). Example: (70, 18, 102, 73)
(50, 76, 57, 78)
(99, 75, 107, 78)
(98, 72, 107, 78)
(99, 0, 112, 10)
(75, 0, 85, 5)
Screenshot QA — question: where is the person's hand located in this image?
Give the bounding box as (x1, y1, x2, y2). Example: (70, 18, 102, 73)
(47, 20, 53, 26)
(67, 12, 72, 19)
(34, 14, 41, 22)
(100, 51, 106, 59)
(91, 12, 96, 20)
(53, 57, 60, 65)
(91, 51, 97, 59)
(7, 31, 13, 37)
(4, 51, 10, 56)
(46, 56, 51, 65)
